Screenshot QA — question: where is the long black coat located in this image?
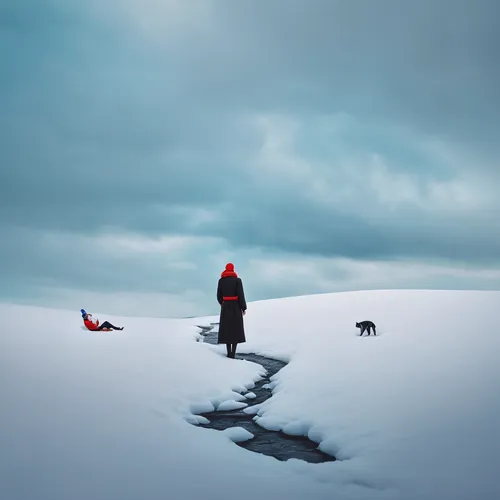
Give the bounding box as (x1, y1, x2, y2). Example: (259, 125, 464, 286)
(217, 276, 247, 344)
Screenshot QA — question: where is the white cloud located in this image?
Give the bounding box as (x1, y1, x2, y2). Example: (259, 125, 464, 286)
(244, 253, 500, 302)
(14, 286, 212, 318)
(38, 230, 223, 258)
(4, 224, 500, 317)
(247, 111, 497, 217)
(87, 0, 216, 46)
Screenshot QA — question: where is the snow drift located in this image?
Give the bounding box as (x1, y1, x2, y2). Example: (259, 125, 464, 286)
(1, 289, 499, 500)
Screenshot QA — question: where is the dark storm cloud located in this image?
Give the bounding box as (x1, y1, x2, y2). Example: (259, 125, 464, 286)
(1, 0, 499, 307)
(0, 226, 223, 297)
(148, 0, 500, 149)
(192, 193, 500, 265)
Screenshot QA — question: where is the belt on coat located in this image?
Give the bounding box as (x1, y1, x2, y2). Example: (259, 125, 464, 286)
(222, 296, 238, 301)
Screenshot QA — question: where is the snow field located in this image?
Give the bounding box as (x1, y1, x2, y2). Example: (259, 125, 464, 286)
(2, 304, 342, 500)
(194, 290, 500, 499)
(1, 289, 499, 500)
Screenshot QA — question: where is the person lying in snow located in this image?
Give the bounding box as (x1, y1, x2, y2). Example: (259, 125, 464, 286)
(81, 309, 124, 331)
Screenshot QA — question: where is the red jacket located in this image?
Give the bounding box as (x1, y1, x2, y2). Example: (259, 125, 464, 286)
(84, 318, 99, 331)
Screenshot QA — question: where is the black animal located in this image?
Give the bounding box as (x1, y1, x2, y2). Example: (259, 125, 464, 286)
(356, 320, 376, 336)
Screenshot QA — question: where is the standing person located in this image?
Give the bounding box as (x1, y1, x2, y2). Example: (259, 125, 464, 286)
(217, 263, 247, 358)
(81, 309, 124, 331)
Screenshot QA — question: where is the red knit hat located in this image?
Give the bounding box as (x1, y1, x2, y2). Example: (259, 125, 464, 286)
(221, 262, 238, 278)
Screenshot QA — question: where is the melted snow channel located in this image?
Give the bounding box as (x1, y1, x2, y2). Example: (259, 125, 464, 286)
(190, 325, 336, 464)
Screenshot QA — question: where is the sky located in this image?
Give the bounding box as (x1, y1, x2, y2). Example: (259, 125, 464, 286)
(1, 0, 499, 317)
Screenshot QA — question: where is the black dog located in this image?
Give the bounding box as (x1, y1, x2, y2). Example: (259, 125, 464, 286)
(356, 320, 376, 336)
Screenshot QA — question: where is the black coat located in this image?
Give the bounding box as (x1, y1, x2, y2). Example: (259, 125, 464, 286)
(217, 276, 247, 344)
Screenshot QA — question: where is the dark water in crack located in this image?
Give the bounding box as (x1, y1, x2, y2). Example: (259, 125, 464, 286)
(192, 324, 336, 464)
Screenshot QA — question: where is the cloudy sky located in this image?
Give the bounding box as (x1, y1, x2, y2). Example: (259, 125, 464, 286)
(1, 0, 499, 317)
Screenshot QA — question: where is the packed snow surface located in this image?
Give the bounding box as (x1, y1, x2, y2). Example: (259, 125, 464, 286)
(221, 427, 255, 443)
(1, 289, 499, 500)
(217, 400, 248, 411)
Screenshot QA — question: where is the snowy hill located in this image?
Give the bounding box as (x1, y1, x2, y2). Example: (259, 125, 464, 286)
(1, 290, 499, 500)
